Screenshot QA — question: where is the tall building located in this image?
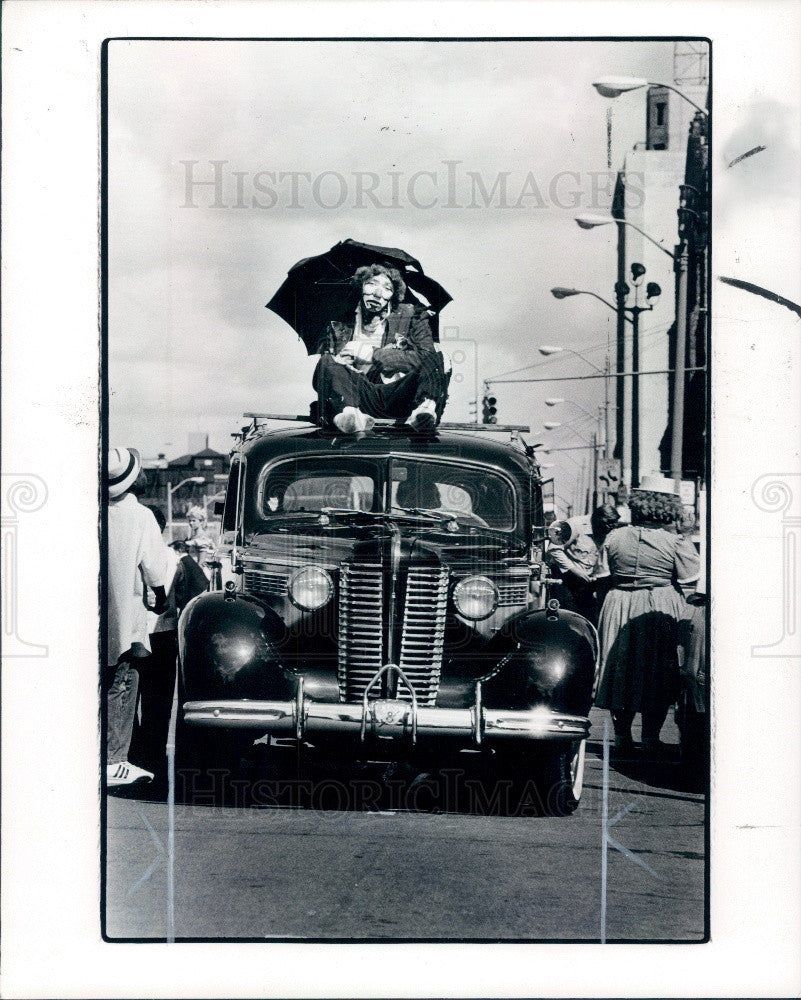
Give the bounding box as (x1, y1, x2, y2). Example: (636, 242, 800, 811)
(608, 45, 708, 486)
(659, 109, 709, 482)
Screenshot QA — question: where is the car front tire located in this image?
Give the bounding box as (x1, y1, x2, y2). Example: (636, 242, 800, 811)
(174, 719, 258, 804)
(538, 738, 586, 816)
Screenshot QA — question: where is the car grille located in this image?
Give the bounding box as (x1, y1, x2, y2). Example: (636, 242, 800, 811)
(242, 567, 288, 597)
(398, 566, 449, 706)
(497, 580, 529, 606)
(338, 563, 449, 707)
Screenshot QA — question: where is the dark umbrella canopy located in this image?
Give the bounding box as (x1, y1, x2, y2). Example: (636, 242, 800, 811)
(266, 239, 452, 354)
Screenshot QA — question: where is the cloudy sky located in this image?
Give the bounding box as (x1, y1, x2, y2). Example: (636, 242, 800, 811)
(108, 38, 680, 505)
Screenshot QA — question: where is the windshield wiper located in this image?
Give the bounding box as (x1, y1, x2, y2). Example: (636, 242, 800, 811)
(318, 507, 464, 531)
(394, 506, 461, 530)
(320, 506, 440, 523)
(254, 508, 511, 541)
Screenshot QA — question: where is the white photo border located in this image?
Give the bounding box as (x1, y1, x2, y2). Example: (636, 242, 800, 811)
(2, 1, 800, 997)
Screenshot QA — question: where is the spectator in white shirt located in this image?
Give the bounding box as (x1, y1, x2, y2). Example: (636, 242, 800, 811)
(106, 448, 167, 788)
(130, 505, 181, 784)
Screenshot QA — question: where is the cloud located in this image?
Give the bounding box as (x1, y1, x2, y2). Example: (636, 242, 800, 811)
(108, 37, 678, 471)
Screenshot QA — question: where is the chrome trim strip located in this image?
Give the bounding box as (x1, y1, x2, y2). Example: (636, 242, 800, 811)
(183, 699, 590, 740)
(294, 675, 305, 740)
(231, 453, 246, 568)
(386, 522, 402, 670)
(473, 680, 483, 746)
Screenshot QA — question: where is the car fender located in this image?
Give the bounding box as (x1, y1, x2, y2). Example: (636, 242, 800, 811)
(178, 591, 295, 701)
(480, 607, 598, 717)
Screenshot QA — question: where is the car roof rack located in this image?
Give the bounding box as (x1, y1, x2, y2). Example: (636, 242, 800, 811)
(242, 412, 531, 434)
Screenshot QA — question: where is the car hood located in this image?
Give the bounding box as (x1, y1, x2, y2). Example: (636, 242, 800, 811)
(243, 525, 524, 568)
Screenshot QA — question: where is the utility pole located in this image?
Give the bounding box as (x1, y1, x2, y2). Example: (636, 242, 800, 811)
(671, 185, 693, 486)
(624, 264, 661, 490)
(613, 173, 628, 482)
(603, 355, 612, 461)
(631, 293, 641, 488)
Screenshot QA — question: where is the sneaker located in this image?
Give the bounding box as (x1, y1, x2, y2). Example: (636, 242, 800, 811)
(333, 406, 374, 434)
(107, 760, 154, 787)
(406, 398, 437, 432)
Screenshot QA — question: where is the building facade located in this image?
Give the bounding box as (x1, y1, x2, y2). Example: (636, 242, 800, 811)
(607, 51, 708, 490)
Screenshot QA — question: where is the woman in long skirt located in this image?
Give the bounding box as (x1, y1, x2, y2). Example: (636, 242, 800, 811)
(596, 475, 700, 751)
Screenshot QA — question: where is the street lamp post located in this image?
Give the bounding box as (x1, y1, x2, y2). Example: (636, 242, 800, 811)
(592, 76, 708, 117)
(569, 210, 675, 485)
(166, 476, 205, 543)
(589, 77, 708, 487)
(546, 398, 607, 502)
(575, 213, 676, 260)
(545, 398, 596, 419)
(538, 338, 613, 466)
(542, 418, 601, 513)
(545, 296, 626, 482)
(549, 274, 660, 487)
(573, 214, 677, 484)
(626, 264, 661, 487)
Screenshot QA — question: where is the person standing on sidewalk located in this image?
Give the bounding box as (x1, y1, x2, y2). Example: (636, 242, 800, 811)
(595, 475, 699, 754)
(130, 506, 181, 784)
(106, 447, 168, 788)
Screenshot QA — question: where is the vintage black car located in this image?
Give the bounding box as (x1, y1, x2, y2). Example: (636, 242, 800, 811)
(177, 417, 598, 814)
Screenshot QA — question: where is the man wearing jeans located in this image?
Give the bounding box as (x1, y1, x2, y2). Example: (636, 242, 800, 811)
(106, 447, 168, 788)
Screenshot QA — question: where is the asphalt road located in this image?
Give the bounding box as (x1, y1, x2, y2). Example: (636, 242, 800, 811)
(104, 708, 706, 942)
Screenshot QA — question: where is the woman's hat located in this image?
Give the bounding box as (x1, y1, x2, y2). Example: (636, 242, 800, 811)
(633, 473, 679, 496)
(107, 447, 141, 498)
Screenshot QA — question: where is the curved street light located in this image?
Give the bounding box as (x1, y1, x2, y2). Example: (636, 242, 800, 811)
(543, 410, 595, 442)
(574, 214, 676, 259)
(545, 397, 596, 419)
(167, 475, 206, 542)
(592, 76, 708, 116)
(549, 288, 631, 325)
(538, 337, 612, 474)
(538, 340, 610, 371)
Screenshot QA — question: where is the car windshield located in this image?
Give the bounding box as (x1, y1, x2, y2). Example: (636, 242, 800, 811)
(389, 459, 515, 531)
(259, 459, 379, 515)
(255, 456, 517, 532)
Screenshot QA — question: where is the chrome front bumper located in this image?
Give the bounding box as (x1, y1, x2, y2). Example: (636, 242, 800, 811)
(183, 699, 589, 743)
(183, 665, 589, 747)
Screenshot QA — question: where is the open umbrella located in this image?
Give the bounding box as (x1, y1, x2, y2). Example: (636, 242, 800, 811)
(266, 239, 452, 353)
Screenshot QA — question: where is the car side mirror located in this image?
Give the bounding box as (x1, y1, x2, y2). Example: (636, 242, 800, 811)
(214, 499, 225, 516)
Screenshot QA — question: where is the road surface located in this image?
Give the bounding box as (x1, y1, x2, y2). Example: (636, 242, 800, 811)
(104, 708, 706, 941)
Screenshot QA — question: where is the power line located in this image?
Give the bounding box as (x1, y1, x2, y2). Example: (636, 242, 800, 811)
(490, 366, 706, 385)
(486, 320, 673, 382)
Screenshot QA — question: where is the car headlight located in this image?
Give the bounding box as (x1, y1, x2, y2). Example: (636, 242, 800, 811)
(288, 566, 334, 611)
(453, 575, 499, 621)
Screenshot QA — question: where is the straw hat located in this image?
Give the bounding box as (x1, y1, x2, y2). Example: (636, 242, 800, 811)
(107, 447, 141, 499)
(633, 473, 679, 496)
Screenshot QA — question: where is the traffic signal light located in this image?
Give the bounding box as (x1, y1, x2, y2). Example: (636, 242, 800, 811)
(482, 389, 497, 424)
